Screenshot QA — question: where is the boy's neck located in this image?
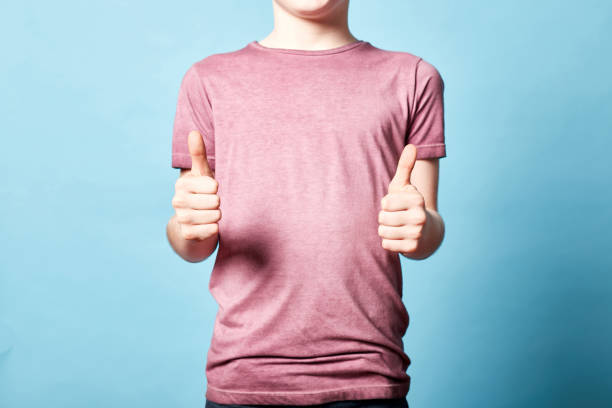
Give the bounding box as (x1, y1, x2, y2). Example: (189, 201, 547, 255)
(258, 0, 358, 51)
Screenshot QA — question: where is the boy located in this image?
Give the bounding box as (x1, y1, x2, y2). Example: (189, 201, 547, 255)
(166, 0, 446, 407)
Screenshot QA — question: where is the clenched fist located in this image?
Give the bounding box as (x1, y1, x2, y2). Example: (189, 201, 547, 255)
(172, 130, 221, 241)
(378, 144, 428, 254)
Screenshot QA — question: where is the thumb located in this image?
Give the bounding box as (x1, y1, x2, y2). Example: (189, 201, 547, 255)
(188, 130, 213, 177)
(388, 144, 417, 193)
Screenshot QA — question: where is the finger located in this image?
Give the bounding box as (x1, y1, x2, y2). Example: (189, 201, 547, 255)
(381, 238, 418, 253)
(378, 224, 422, 240)
(380, 190, 422, 211)
(388, 144, 417, 193)
(188, 130, 214, 177)
(176, 208, 222, 225)
(180, 223, 219, 240)
(174, 192, 220, 210)
(178, 175, 218, 194)
(378, 224, 405, 240)
(404, 206, 428, 225)
(378, 210, 411, 227)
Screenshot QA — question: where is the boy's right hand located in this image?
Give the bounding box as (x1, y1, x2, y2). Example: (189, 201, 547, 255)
(172, 130, 221, 241)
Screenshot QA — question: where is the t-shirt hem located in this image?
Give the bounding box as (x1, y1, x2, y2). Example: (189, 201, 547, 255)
(172, 153, 216, 169)
(413, 143, 446, 159)
(205, 382, 410, 406)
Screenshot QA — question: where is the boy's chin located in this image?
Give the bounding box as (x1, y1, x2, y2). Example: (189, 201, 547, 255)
(274, 0, 347, 19)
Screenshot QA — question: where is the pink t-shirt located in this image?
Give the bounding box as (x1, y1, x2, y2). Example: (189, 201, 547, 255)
(171, 39, 446, 405)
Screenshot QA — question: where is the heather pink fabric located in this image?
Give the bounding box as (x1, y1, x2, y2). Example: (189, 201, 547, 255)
(171, 39, 446, 405)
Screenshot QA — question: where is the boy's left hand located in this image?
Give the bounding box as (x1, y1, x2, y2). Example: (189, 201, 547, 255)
(378, 144, 427, 255)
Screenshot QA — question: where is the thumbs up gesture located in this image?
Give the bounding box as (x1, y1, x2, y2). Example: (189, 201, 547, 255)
(378, 144, 428, 255)
(171, 130, 221, 241)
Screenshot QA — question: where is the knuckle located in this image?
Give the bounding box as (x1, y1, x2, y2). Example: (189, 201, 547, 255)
(171, 195, 184, 208)
(382, 239, 396, 251)
(176, 177, 190, 192)
(181, 226, 195, 240)
(416, 210, 427, 224)
(176, 211, 190, 224)
(413, 229, 423, 240)
(211, 178, 219, 191)
(404, 240, 418, 252)
(203, 178, 217, 193)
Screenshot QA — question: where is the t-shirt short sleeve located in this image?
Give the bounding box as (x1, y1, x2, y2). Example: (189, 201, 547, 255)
(406, 58, 446, 159)
(171, 64, 215, 171)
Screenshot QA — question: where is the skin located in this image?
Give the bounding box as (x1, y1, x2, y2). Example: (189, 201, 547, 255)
(167, 130, 221, 263)
(166, 0, 445, 262)
(380, 144, 445, 260)
(257, 0, 359, 50)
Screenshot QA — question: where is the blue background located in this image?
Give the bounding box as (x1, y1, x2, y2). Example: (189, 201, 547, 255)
(1, 1, 611, 407)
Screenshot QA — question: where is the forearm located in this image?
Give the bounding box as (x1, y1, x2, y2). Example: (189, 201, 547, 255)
(401, 208, 445, 260)
(166, 214, 219, 263)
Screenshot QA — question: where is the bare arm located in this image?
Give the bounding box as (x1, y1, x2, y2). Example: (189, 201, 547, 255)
(401, 158, 445, 260)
